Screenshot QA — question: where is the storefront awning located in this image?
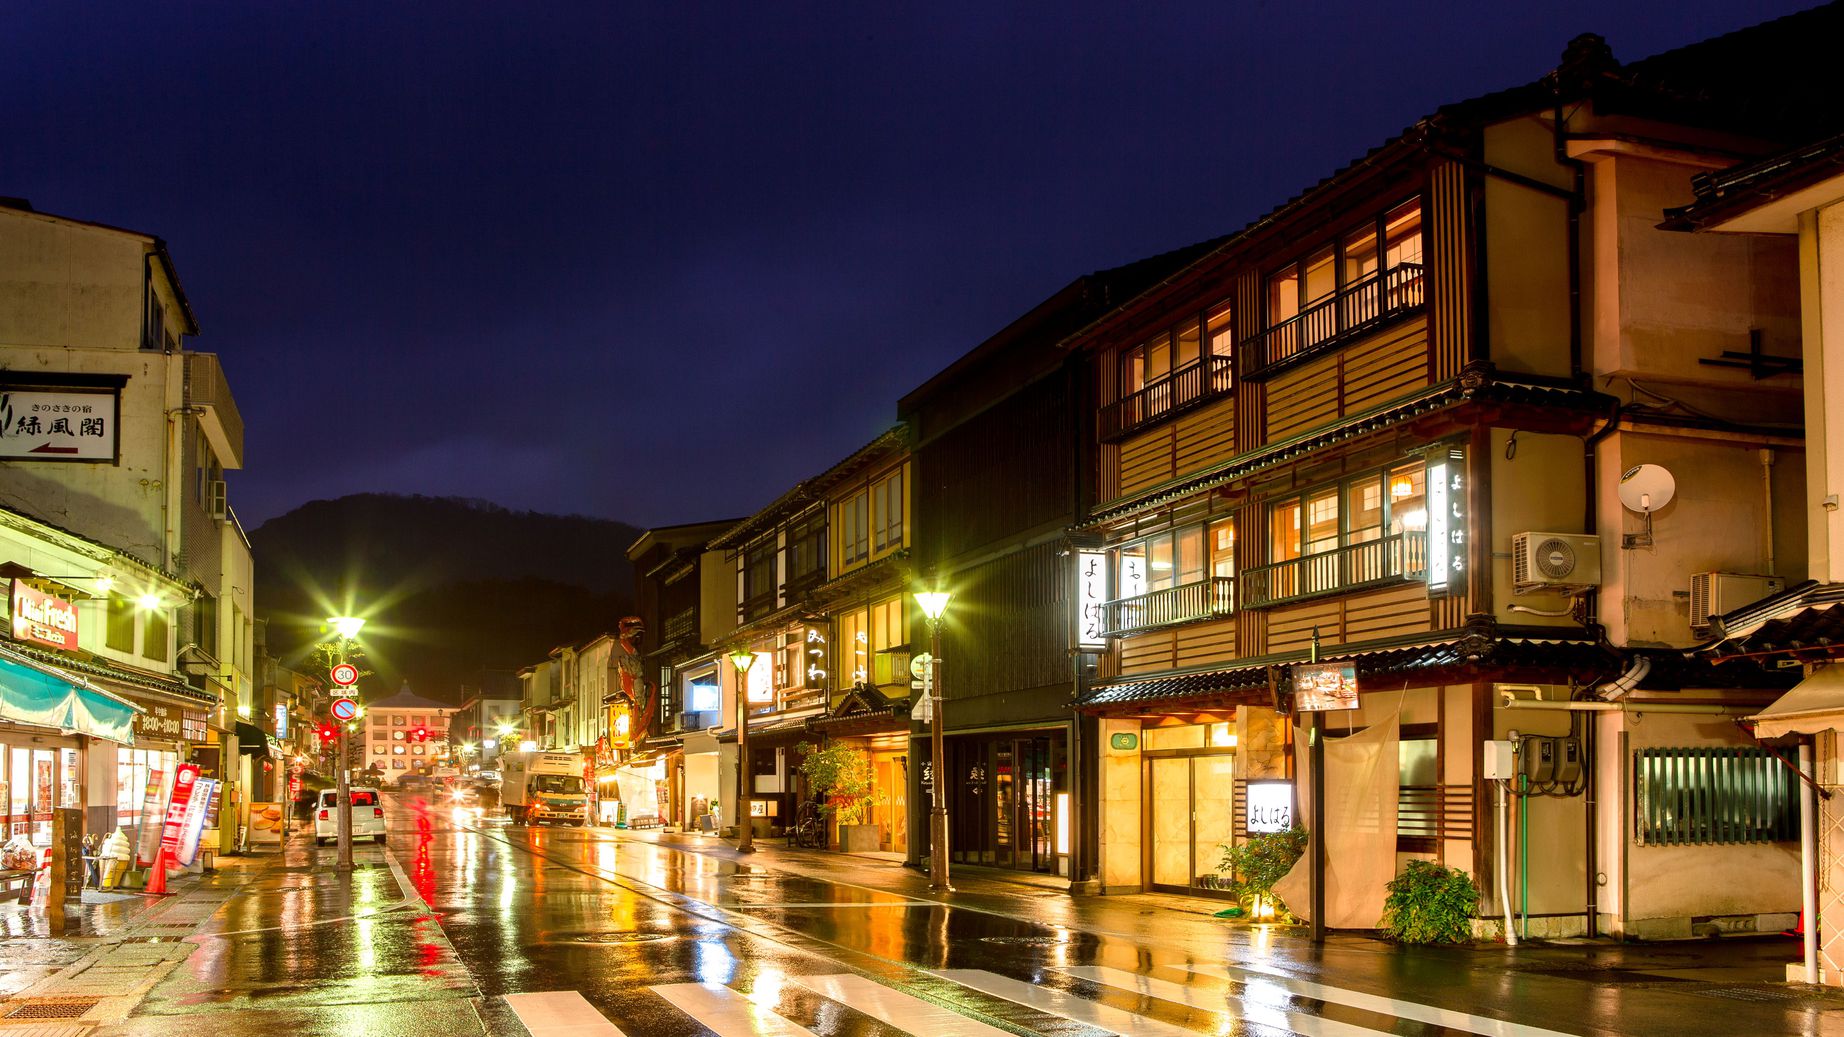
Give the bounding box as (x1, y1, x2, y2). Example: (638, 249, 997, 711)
(235, 720, 274, 756)
(1747, 664, 1844, 739)
(0, 646, 140, 744)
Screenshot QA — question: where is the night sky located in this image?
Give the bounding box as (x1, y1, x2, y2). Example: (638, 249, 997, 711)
(5, 2, 1815, 529)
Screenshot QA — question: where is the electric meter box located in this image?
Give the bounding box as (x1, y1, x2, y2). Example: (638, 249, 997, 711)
(1483, 740, 1516, 779)
(1522, 736, 1557, 783)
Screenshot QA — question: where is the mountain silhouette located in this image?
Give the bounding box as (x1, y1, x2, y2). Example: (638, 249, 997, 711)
(251, 493, 642, 701)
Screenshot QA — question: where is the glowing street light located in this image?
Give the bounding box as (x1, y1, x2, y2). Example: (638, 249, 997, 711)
(327, 614, 366, 872)
(729, 647, 758, 854)
(915, 586, 952, 892)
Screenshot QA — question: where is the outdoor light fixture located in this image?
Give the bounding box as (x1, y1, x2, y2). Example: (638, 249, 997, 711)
(329, 615, 366, 640)
(914, 585, 953, 891)
(326, 613, 366, 873)
(136, 592, 162, 610)
(729, 647, 758, 853)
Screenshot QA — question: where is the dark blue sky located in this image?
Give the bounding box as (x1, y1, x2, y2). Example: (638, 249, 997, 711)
(4, 2, 1816, 528)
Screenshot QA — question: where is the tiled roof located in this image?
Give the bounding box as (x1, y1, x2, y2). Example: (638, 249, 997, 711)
(1694, 580, 1844, 662)
(1079, 629, 1615, 711)
(1080, 372, 1609, 528)
(3, 639, 209, 701)
(1660, 131, 1844, 231)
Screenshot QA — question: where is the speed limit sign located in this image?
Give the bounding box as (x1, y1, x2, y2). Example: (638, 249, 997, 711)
(330, 662, 359, 687)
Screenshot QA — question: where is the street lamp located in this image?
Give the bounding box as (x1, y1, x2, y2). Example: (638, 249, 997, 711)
(328, 615, 365, 873)
(728, 647, 758, 854)
(914, 588, 952, 892)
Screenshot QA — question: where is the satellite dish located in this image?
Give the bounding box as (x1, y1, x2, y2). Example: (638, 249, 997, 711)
(1618, 464, 1676, 514)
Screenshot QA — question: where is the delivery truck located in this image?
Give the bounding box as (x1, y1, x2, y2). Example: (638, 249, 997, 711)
(499, 750, 589, 826)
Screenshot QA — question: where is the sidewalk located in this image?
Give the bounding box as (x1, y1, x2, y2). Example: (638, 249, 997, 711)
(0, 831, 447, 1033)
(610, 825, 1836, 1002)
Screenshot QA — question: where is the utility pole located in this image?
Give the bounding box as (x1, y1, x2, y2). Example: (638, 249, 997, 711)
(335, 634, 353, 873)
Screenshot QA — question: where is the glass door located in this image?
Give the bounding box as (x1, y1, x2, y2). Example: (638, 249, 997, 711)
(1147, 751, 1238, 895)
(992, 743, 1014, 869)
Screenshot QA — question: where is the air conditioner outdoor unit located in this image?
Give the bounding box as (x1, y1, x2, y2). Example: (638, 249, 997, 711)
(1689, 572, 1784, 635)
(1511, 532, 1602, 593)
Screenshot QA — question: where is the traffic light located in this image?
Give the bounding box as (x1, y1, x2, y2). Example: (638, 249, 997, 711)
(412, 726, 428, 743)
(317, 722, 338, 743)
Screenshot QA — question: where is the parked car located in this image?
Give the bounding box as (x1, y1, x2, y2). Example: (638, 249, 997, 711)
(315, 788, 386, 844)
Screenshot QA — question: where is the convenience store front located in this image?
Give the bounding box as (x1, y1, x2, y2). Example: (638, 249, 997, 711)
(0, 647, 141, 846)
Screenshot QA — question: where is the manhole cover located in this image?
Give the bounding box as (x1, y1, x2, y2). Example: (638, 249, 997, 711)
(567, 932, 673, 945)
(4, 997, 101, 1019)
(979, 936, 1063, 946)
(1693, 985, 1828, 1005)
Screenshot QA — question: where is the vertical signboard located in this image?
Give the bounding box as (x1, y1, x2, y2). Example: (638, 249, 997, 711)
(802, 621, 829, 691)
(158, 763, 201, 865)
(135, 769, 168, 866)
(176, 777, 215, 866)
(1076, 551, 1108, 650)
(1427, 447, 1467, 596)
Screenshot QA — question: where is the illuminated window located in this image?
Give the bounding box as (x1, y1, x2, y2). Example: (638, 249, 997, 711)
(872, 469, 904, 554)
(836, 609, 870, 685)
(838, 491, 870, 567)
(870, 597, 904, 685)
(105, 597, 136, 653)
(392, 716, 405, 726)
(392, 745, 405, 755)
(1260, 198, 1425, 365)
(1116, 526, 1206, 595)
(1260, 458, 1432, 602)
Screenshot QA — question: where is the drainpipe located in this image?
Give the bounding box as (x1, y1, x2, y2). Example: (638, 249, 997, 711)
(1801, 742, 1819, 983)
(1762, 449, 1777, 576)
(1496, 779, 1518, 946)
(1582, 715, 1598, 938)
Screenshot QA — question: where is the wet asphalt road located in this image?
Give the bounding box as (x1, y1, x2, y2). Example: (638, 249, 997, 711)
(59, 791, 1844, 1037)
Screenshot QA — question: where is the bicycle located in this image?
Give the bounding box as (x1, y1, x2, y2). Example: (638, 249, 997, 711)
(790, 801, 826, 849)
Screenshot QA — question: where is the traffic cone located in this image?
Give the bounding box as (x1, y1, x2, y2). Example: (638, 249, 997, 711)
(140, 845, 171, 897)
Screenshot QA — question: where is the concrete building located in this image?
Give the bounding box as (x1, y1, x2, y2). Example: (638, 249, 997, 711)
(0, 198, 256, 854)
(360, 686, 454, 782)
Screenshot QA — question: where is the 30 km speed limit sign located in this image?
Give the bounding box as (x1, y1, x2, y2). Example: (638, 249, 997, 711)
(330, 662, 359, 687)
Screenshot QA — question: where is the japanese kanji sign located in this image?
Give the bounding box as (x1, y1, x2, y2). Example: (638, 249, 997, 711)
(0, 389, 117, 461)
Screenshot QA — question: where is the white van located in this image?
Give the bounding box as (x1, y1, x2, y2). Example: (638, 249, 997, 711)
(315, 787, 386, 844)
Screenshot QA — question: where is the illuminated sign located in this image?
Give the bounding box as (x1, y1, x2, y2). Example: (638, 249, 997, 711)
(746, 652, 773, 703)
(850, 628, 869, 685)
(1076, 551, 1108, 650)
(803, 623, 829, 690)
(1247, 782, 1294, 833)
(687, 677, 720, 713)
(1119, 553, 1148, 600)
(0, 388, 118, 461)
(11, 580, 77, 650)
(1293, 662, 1358, 712)
(273, 702, 288, 739)
(1427, 448, 1466, 595)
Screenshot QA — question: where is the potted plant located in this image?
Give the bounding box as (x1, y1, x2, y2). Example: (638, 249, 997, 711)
(795, 741, 877, 852)
(1216, 827, 1307, 920)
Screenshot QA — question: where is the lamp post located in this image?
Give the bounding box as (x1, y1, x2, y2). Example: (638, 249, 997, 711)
(329, 615, 365, 873)
(728, 648, 758, 854)
(914, 589, 952, 892)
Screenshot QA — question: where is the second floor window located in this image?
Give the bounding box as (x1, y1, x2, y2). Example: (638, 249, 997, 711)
(1261, 199, 1424, 367)
(1117, 521, 1232, 599)
(105, 597, 135, 653)
(743, 541, 775, 608)
(839, 491, 870, 567)
(872, 469, 903, 553)
(1258, 460, 1429, 603)
(788, 511, 826, 587)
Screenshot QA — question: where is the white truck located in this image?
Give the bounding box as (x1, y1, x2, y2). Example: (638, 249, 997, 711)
(499, 750, 589, 826)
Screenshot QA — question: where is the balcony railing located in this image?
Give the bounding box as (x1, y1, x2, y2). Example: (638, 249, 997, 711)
(1241, 531, 1427, 609)
(1098, 576, 1236, 637)
(1247, 262, 1425, 376)
(1099, 354, 1235, 443)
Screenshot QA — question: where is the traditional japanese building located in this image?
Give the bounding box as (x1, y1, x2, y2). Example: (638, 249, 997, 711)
(1069, 12, 1837, 937)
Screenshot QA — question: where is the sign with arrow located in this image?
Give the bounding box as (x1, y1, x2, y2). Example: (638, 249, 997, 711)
(911, 690, 933, 723)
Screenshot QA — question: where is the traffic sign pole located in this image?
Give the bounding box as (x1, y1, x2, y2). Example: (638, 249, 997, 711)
(334, 652, 354, 872)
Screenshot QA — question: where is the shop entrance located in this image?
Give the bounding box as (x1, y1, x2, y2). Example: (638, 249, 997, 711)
(1147, 752, 1236, 895)
(949, 734, 1062, 874)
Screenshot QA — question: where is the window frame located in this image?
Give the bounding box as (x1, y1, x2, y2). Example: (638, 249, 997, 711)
(837, 490, 870, 569)
(1254, 196, 1425, 373)
(871, 468, 904, 556)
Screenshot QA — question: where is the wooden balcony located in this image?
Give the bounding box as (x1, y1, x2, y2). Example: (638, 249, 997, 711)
(1099, 354, 1235, 443)
(1247, 262, 1424, 377)
(1099, 576, 1236, 637)
(1242, 532, 1428, 609)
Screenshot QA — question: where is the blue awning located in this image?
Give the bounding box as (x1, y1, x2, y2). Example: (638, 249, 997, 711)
(0, 647, 140, 744)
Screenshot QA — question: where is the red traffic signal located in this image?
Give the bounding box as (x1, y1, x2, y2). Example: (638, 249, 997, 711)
(412, 726, 428, 742)
(317, 723, 339, 742)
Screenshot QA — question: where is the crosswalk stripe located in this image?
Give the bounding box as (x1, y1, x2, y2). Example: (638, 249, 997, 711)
(503, 990, 628, 1037)
(652, 982, 820, 1037)
(1179, 964, 1577, 1037)
(794, 973, 1015, 1037)
(931, 968, 1203, 1036)
(1057, 964, 1391, 1037)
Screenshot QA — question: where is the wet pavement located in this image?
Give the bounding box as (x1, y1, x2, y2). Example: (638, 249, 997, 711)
(0, 792, 1837, 1036)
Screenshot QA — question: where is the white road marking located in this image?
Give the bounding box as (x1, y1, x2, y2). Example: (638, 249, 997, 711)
(652, 982, 820, 1037)
(503, 990, 627, 1037)
(932, 968, 1202, 1036)
(726, 902, 925, 908)
(1181, 964, 1580, 1037)
(794, 973, 1016, 1037)
(1057, 964, 1392, 1037)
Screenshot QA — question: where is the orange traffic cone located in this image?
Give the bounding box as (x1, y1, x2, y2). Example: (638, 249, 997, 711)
(140, 845, 172, 897)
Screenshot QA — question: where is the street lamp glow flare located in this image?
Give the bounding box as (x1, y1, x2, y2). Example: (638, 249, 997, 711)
(915, 587, 953, 892)
(729, 647, 758, 854)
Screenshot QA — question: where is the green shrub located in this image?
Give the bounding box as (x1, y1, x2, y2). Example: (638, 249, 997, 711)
(1217, 827, 1307, 918)
(795, 741, 874, 825)
(1379, 859, 1480, 944)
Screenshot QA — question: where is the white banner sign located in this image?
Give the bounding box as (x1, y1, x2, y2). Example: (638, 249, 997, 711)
(0, 389, 117, 461)
(1247, 782, 1294, 833)
(1076, 551, 1108, 650)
